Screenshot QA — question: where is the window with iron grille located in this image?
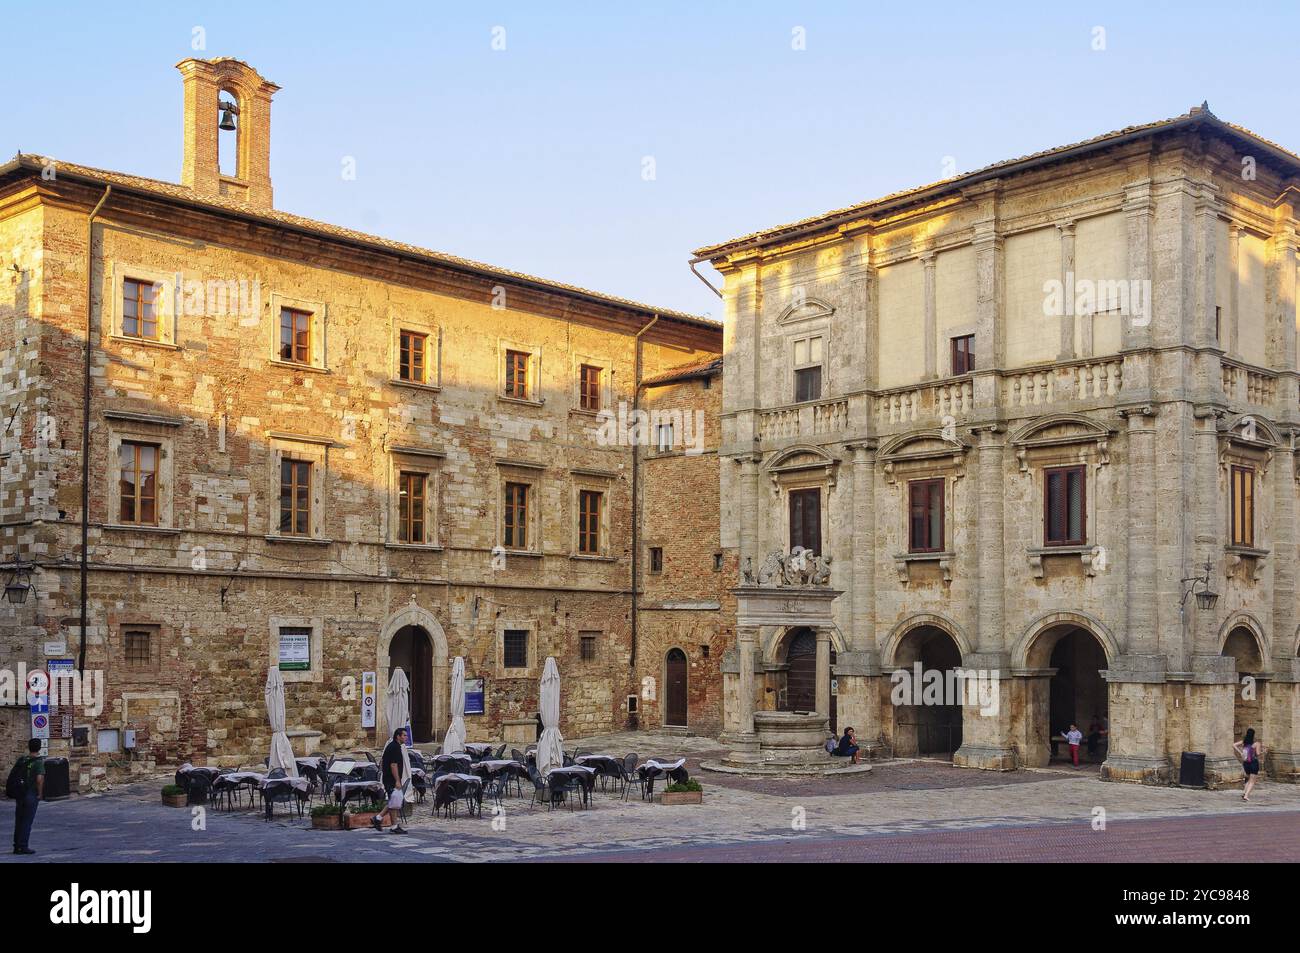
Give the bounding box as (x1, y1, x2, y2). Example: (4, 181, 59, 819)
(504, 349, 530, 399)
(1044, 466, 1086, 546)
(119, 441, 159, 525)
(504, 481, 529, 549)
(579, 364, 602, 411)
(279, 307, 312, 364)
(122, 278, 159, 339)
(908, 478, 944, 553)
(398, 471, 426, 543)
(580, 632, 599, 662)
(503, 630, 528, 669)
(399, 330, 427, 383)
(578, 489, 602, 554)
(1230, 465, 1254, 547)
(279, 459, 311, 536)
(649, 546, 663, 572)
(951, 334, 975, 375)
(124, 630, 152, 667)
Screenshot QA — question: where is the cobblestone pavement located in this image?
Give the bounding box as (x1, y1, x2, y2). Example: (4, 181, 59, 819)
(2, 731, 1295, 863)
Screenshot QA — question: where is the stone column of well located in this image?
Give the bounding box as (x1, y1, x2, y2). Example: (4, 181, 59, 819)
(726, 625, 760, 759)
(1102, 404, 1172, 784)
(815, 628, 831, 729)
(953, 424, 1016, 771)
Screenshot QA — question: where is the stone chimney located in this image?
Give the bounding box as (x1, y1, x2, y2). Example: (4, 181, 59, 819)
(176, 57, 279, 208)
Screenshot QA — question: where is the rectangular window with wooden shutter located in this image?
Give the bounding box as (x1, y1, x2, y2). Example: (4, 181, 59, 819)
(1230, 465, 1254, 547)
(1044, 465, 1086, 546)
(504, 481, 529, 549)
(788, 487, 822, 554)
(908, 478, 944, 553)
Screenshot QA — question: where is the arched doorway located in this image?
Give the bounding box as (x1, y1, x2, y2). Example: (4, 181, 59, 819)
(388, 625, 435, 743)
(1222, 626, 1265, 747)
(891, 625, 963, 758)
(1023, 623, 1109, 766)
(665, 648, 688, 728)
(782, 627, 837, 733)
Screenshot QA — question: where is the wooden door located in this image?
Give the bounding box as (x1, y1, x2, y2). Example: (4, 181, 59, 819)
(665, 649, 688, 727)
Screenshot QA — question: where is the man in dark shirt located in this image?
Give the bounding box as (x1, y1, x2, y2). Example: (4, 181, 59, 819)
(12, 738, 45, 855)
(372, 728, 408, 834)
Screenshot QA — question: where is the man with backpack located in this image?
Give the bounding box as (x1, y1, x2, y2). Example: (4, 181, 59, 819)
(7, 739, 46, 855)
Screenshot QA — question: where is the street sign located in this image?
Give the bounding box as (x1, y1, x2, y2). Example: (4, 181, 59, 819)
(361, 671, 376, 728)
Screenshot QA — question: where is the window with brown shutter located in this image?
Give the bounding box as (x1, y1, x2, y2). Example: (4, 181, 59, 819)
(505, 350, 530, 399)
(399, 330, 427, 383)
(788, 488, 822, 555)
(398, 471, 426, 543)
(279, 459, 311, 536)
(122, 279, 159, 340)
(504, 481, 529, 549)
(579, 364, 602, 411)
(951, 335, 975, 375)
(1044, 466, 1086, 546)
(1230, 465, 1254, 547)
(119, 441, 159, 525)
(279, 308, 312, 364)
(908, 478, 944, 553)
(578, 489, 602, 554)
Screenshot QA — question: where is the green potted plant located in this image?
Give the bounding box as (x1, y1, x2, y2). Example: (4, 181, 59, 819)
(310, 802, 344, 830)
(659, 778, 703, 805)
(161, 784, 187, 808)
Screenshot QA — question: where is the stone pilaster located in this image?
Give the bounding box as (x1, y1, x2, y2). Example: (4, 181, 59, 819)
(1057, 220, 1077, 361)
(920, 250, 937, 380)
(1188, 654, 1241, 787)
(1101, 654, 1172, 784)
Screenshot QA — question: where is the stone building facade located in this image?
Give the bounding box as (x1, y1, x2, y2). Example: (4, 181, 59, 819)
(695, 105, 1300, 785)
(0, 58, 721, 784)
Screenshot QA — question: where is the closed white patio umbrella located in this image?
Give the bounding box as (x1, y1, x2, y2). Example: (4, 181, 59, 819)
(536, 656, 564, 775)
(264, 666, 298, 778)
(441, 656, 466, 755)
(385, 667, 413, 799)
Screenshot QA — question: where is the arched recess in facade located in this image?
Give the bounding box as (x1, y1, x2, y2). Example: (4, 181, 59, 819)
(882, 613, 970, 759)
(1013, 610, 1117, 768)
(1217, 612, 1271, 747)
(376, 601, 449, 743)
(764, 625, 848, 733)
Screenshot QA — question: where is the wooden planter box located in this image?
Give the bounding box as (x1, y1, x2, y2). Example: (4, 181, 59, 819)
(658, 790, 703, 805)
(311, 812, 344, 830)
(161, 793, 188, 808)
(343, 811, 393, 830)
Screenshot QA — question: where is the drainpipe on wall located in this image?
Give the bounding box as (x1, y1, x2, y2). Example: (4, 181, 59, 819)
(630, 313, 659, 677)
(79, 185, 111, 673)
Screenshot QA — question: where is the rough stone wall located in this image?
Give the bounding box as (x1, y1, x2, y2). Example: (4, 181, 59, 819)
(637, 370, 730, 735)
(0, 178, 720, 779)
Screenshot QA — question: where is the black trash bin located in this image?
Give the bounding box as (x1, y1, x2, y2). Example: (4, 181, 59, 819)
(42, 757, 71, 800)
(1179, 751, 1206, 788)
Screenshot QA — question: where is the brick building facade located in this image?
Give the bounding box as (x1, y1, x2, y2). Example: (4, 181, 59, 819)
(0, 58, 721, 786)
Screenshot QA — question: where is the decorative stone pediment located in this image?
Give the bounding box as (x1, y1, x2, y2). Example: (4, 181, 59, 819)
(1009, 413, 1114, 473)
(1218, 412, 1277, 478)
(777, 297, 836, 325)
(766, 444, 840, 490)
(877, 429, 969, 484)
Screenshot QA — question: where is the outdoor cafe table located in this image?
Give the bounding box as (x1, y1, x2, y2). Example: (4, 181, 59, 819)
(636, 758, 688, 799)
(463, 742, 494, 759)
(574, 754, 623, 789)
(546, 764, 596, 806)
(210, 771, 263, 808)
(431, 753, 473, 770)
(432, 772, 483, 815)
(332, 779, 385, 809)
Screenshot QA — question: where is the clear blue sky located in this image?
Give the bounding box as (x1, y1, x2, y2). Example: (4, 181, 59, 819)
(4, 1, 1296, 319)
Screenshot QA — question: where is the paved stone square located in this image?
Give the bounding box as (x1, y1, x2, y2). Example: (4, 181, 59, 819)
(2, 732, 1296, 863)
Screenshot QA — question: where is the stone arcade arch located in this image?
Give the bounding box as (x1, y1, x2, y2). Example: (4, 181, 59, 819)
(1219, 616, 1269, 749)
(885, 618, 967, 758)
(376, 602, 449, 743)
(1016, 613, 1115, 768)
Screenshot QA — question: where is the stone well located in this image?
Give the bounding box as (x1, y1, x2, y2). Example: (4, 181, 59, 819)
(703, 710, 872, 777)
